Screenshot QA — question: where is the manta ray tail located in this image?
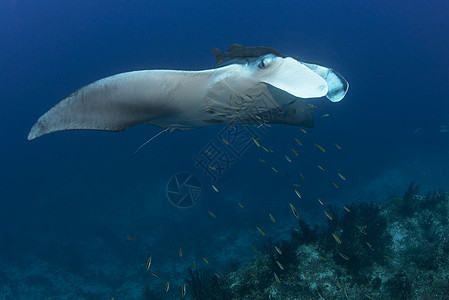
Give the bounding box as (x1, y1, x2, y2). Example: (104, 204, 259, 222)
(133, 128, 168, 155)
(211, 48, 226, 65)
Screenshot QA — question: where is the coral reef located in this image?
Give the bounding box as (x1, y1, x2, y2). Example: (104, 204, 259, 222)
(186, 188, 449, 299)
(385, 272, 412, 299)
(399, 182, 420, 217)
(185, 269, 232, 300)
(319, 201, 390, 283)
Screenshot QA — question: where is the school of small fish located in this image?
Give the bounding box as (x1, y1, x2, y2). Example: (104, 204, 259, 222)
(125, 104, 376, 298)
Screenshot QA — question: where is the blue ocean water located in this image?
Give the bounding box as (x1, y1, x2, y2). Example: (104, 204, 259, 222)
(1, 1, 448, 299)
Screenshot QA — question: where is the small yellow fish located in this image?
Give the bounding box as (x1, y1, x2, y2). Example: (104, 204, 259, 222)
(238, 202, 244, 208)
(289, 203, 299, 219)
(181, 283, 186, 297)
(252, 138, 261, 147)
(214, 273, 221, 278)
(302, 272, 308, 279)
(365, 294, 374, 300)
(285, 155, 292, 163)
(208, 211, 217, 218)
(300, 128, 307, 134)
(343, 206, 351, 212)
(334, 143, 342, 150)
(211, 184, 219, 192)
(262, 146, 270, 152)
(314, 143, 326, 152)
(179, 248, 182, 258)
(275, 246, 282, 255)
(145, 256, 152, 270)
(151, 271, 159, 277)
(337, 280, 342, 288)
(338, 172, 346, 181)
(256, 226, 266, 236)
(274, 272, 281, 283)
(332, 182, 340, 189)
(250, 272, 256, 278)
(293, 228, 299, 232)
(205, 150, 212, 155)
(357, 225, 368, 235)
(365, 242, 374, 251)
(165, 281, 170, 292)
(321, 113, 330, 117)
(338, 252, 350, 260)
(269, 213, 276, 223)
(209, 166, 217, 171)
(275, 261, 284, 270)
(271, 167, 279, 173)
(291, 148, 299, 156)
(317, 165, 326, 171)
(300, 173, 305, 181)
(202, 257, 209, 264)
(294, 189, 302, 199)
(252, 246, 258, 254)
(258, 158, 266, 163)
(324, 211, 334, 220)
(318, 255, 328, 261)
(332, 233, 342, 244)
(317, 197, 324, 205)
(384, 255, 393, 261)
(126, 236, 136, 241)
(245, 94, 255, 100)
(295, 138, 303, 146)
(293, 183, 301, 187)
(362, 283, 368, 290)
(221, 138, 230, 145)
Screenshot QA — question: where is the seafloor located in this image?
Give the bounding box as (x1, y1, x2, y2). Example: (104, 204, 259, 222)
(1, 186, 448, 299)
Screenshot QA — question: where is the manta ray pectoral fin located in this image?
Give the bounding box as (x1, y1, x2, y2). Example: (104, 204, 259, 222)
(256, 57, 328, 99)
(27, 71, 184, 140)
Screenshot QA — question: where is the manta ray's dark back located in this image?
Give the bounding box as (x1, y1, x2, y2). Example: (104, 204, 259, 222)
(211, 44, 283, 65)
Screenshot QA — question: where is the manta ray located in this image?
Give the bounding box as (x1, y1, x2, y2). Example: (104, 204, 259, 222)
(27, 44, 349, 140)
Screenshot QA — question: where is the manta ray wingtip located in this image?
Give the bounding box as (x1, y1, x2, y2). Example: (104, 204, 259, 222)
(27, 122, 42, 140)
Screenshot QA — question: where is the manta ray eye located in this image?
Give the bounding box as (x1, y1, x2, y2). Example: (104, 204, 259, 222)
(258, 56, 274, 69)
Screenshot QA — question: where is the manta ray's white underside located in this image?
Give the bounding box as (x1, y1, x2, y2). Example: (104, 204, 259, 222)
(28, 54, 348, 140)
